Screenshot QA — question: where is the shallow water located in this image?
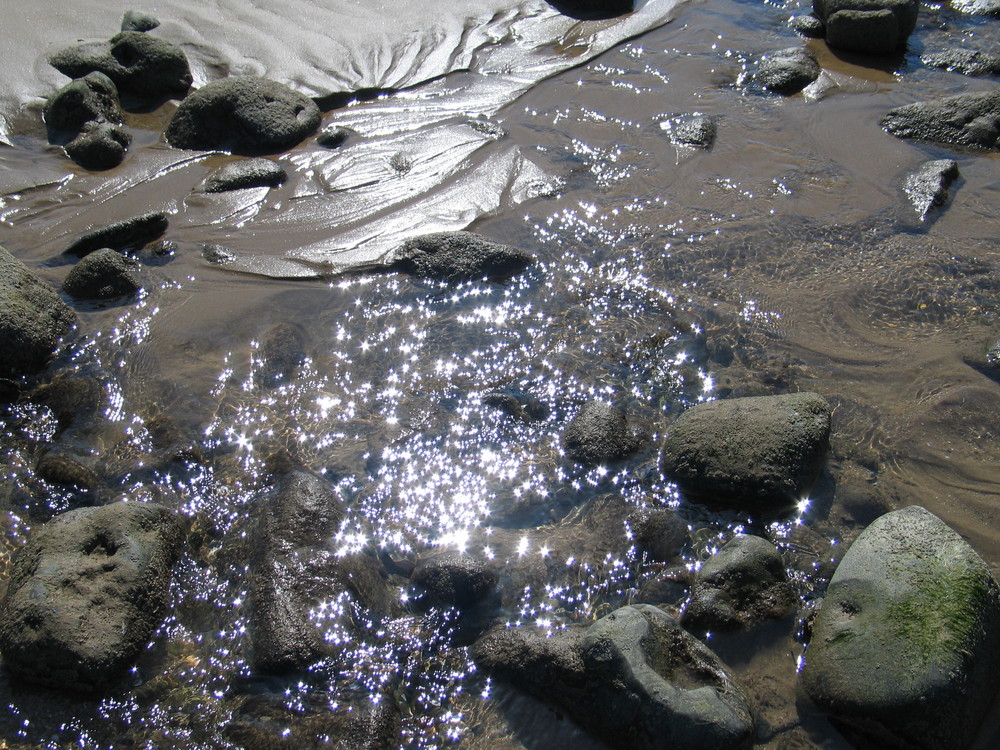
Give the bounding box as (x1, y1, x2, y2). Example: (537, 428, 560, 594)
(2, 0, 1000, 748)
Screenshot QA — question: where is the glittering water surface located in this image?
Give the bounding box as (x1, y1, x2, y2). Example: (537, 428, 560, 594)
(3, 0, 1000, 747)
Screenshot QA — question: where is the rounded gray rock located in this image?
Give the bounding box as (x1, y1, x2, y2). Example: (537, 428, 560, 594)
(65, 121, 131, 171)
(63, 248, 141, 299)
(204, 158, 288, 192)
(411, 552, 498, 610)
(165, 77, 321, 155)
(44, 72, 123, 135)
(562, 400, 644, 466)
(883, 91, 1000, 150)
(756, 47, 820, 95)
(802, 506, 1000, 750)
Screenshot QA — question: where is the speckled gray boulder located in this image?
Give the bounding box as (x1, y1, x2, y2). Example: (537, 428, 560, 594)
(63, 248, 141, 299)
(756, 47, 820, 95)
(681, 534, 796, 632)
(814, 0, 918, 54)
(50, 31, 191, 102)
(0, 502, 183, 692)
(388, 231, 533, 283)
(65, 121, 131, 170)
(165, 77, 321, 155)
(203, 158, 288, 192)
(883, 91, 1000, 150)
(562, 400, 645, 466)
(802, 506, 1000, 750)
(44, 72, 123, 135)
(922, 48, 1000, 77)
(0, 246, 76, 377)
(662, 392, 831, 508)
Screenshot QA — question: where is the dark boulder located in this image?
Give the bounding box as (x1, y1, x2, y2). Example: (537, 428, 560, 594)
(0, 502, 183, 692)
(165, 77, 321, 155)
(882, 91, 1000, 150)
(756, 47, 820, 95)
(802, 506, 1000, 750)
(316, 124, 356, 148)
(627, 506, 688, 562)
(121, 10, 160, 32)
(659, 114, 717, 149)
(44, 72, 123, 136)
(681, 534, 796, 632)
(65, 121, 131, 171)
(411, 552, 498, 610)
(49, 31, 191, 102)
(388, 231, 533, 283)
(662, 392, 831, 509)
(203, 158, 288, 193)
(63, 211, 169, 257)
(903, 159, 960, 219)
(813, 0, 918, 54)
(922, 48, 1000, 77)
(562, 400, 645, 466)
(790, 14, 826, 37)
(36, 451, 101, 490)
(0, 246, 77, 378)
(62, 248, 141, 299)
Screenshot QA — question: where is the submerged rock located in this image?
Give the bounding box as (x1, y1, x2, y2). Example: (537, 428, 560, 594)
(411, 552, 498, 610)
(482, 389, 550, 421)
(0, 502, 183, 692)
(36, 451, 100, 490)
(121, 10, 160, 32)
(922, 48, 1000, 77)
(681, 534, 796, 632)
(203, 158, 288, 193)
(627, 506, 688, 562)
(63, 248, 141, 299)
(165, 77, 321, 155)
(316, 124, 356, 148)
(813, 0, 918, 54)
(63, 211, 169, 257)
(0, 246, 77, 378)
(661, 392, 831, 509)
(903, 159, 960, 219)
(756, 47, 820, 95)
(473, 604, 754, 750)
(802, 506, 1000, 750)
(562, 400, 645, 466)
(882, 90, 1000, 150)
(258, 322, 308, 387)
(388, 231, 533, 283)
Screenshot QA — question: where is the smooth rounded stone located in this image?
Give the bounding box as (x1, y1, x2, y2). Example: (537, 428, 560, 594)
(814, 0, 918, 54)
(316, 124, 355, 148)
(63, 211, 168, 257)
(65, 120, 131, 170)
(659, 114, 716, 149)
(802, 506, 1000, 750)
(43, 72, 123, 136)
(121, 10, 160, 31)
(756, 47, 820, 95)
(472, 625, 588, 701)
(662, 392, 831, 509)
(903, 159, 960, 219)
(562, 400, 644, 466)
(388, 231, 533, 283)
(922, 48, 1000, 77)
(36, 451, 100, 489)
(258, 322, 308, 387)
(165, 77, 321, 155)
(49, 31, 192, 102)
(681, 534, 796, 632)
(0, 502, 183, 692)
(790, 14, 826, 37)
(627, 506, 688, 562)
(883, 91, 1000, 150)
(62, 248, 141, 299)
(0, 245, 77, 378)
(411, 552, 498, 610)
(203, 158, 288, 193)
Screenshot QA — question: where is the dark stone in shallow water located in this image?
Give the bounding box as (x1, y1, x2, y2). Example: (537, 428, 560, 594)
(562, 400, 644, 466)
(903, 159, 960, 218)
(921, 48, 1000, 77)
(36, 451, 100, 489)
(65, 121, 131, 171)
(44, 72, 123, 136)
(50, 31, 192, 102)
(258, 322, 308, 387)
(165, 76, 321, 155)
(411, 552, 498, 610)
(0, 246, 76, 378)
(951, 0, 1000, 15)
(659, 114, 717, 149)
(203, 158, 288, 192)
(756, 47, 820, 95)
(790, 14, 826, 37)
(814, 0, 918, 54)
(63, 211, 168, 257)
(389, 231, 533, 282)
(0, 502, 183, 692)
(627, 506, 687, 562)
(121, 10, 160, 32)
(63, 248, 141, 299)
(316, 124, 355, 148)
(882, 91, 1000, 150)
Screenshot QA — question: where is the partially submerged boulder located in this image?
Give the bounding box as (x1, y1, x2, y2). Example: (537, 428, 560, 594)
(882, 91, 1000, 150)
(681, 534, 796, 632)
(50, 31, 191, 102)
(562, 400, 645, 466)
(203, 158, 288, 193)
(62, 248, 141, 299)
(813, 0, 918, 54)
(627, 506, 688, 562)
(165, 77, 321, 155)
(63, 211, 169, 257)
(0, 502, 183, 692)
(802, 506, 1000, 749)
(473, 605, 754, 750)
(921, 48, 1000, 77)
(65, 121, 131, 171)
(411, 552, 498, 611)
(659, 114, 717, 149)
(0, 246, 77, 378)
(44, 72, 130, 171)
(903, 159, 960, 219)
(661, 392, 831, 509)
(388, 231, 533, 283)
(756, 47, 820, 95)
